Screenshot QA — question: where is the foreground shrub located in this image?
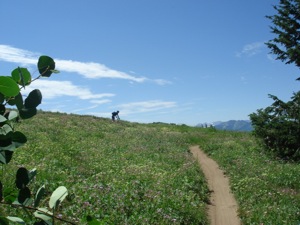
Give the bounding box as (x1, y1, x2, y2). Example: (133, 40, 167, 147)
(0, 56, 75, 224)
(250, 92, 300, 160)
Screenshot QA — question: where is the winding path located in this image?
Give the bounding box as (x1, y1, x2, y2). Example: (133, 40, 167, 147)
(190, 146, 241, 225)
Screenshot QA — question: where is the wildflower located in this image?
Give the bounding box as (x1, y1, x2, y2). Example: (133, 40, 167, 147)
(83, 201, 91, 207)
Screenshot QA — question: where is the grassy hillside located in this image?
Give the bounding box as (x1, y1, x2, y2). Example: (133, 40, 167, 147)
(1, 111, 299, 224)
(2, 111, 209, 224)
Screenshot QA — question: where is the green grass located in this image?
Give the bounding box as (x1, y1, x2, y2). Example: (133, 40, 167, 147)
(1, 112, 209, 224)
(1, 111, 299, 224)
(191, 130, 300, 224)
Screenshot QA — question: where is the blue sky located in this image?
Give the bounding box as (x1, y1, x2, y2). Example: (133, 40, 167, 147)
(1, 0, 299, 126)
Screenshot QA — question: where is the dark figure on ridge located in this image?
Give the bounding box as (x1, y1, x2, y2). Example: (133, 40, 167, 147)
(112, 110, 120, 121)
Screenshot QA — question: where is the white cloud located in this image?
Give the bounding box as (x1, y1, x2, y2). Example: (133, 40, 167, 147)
(0, 44, 170, 84)
(56, 59, 146, 82)
(236, 42, 265, 57)
(0, 44, 38, 65)
(116, 100, 177, 115)
(90, 99, 112, 105)
(152, 79, 173, 85)
(22, 79, 115, 102)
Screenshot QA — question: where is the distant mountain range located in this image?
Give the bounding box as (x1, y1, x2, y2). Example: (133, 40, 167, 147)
(196, 120, 253, 132)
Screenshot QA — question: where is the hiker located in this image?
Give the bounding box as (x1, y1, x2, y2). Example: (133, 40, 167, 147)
(112, 110, 120, 121)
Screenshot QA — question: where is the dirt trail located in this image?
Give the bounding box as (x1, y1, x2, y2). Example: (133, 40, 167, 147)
(190, 146, 241, 225)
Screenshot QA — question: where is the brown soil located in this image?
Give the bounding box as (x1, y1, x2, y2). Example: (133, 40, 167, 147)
(190, 146, 241, 225)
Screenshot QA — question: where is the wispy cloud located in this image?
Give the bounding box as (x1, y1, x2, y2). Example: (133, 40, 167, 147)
(236, 42, 265, 57)
(152, 79, 172, 85)
(116, 100, 177, 115)
(56, 59, 146, 82)
(0, 44, 170, 85)
(0, 45, 37, 65)
(90, 99, 112, 105)
(22, 80, 115, 104)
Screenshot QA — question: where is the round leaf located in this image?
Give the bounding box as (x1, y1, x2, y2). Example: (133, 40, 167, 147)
(49, 186, 68, 209)
(6, 216, 25, 224)
(0, 76, 20, 97)
(38, 56, 55, 77)
(18, 187, 31, 204)
(0, 143, 15, 151)
(34, 185, 45, 207)
(15, 167, 29, 189)
(8, 111, 18, 121)
(12, 131, 27, 148)
(0, 124, 13, 138)
(7, 92, 23, 109)
(19, 107, 37, 119)
(14, 92, 24, 110)
(34, 208, 53, 221)
(11, 67, 31, 86)
(0, 115, 7, 123)
(24, 89, 42, 108)
(28, 168, 37, 181)
(0, 150, 13, 164)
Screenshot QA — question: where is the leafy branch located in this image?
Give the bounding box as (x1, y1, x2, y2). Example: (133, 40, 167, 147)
(0, 56, 78, 224)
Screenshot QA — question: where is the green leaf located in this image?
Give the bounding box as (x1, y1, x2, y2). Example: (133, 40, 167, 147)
(34, 208, 53, 221)
(0, 150, 13, 164)
(11, 67, 31, 87)
(38, 56, 55, 77)
(0, 115, 7, 123)
(8, 110, 18, 121)
(24, 89, 42, 108)
(28, 168, 37, 181)
(50, 69, 60, 74)
(49, 186, 68, 209)
(0, 143, 15, 151)
(0, 124, 13, 138)
(15, 167, 29, 189)
(6, 93, 23, 109)
(34, 185, 45, 207)
(0, 76, 20, 97)
(6, 216, 25, 224)
(12, 131, 27, 148)
(14, 92, 24, 110)
(18, 187, 31, 204)
(19, 107, 37, 119)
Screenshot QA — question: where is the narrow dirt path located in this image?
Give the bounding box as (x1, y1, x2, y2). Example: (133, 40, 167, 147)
(190, 146, 241, 225)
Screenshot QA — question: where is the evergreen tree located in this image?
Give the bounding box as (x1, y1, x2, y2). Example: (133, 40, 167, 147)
(250, 0, 300, 160)
(266, 0, 300, 80)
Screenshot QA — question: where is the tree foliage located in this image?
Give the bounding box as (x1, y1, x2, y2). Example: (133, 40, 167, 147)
(250, 0, 300, 161)
(250, 92, 300, 160)
(266, 0, 300, 80)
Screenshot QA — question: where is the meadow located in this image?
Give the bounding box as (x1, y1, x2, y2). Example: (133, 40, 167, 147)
(1, 111, 299, 224)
